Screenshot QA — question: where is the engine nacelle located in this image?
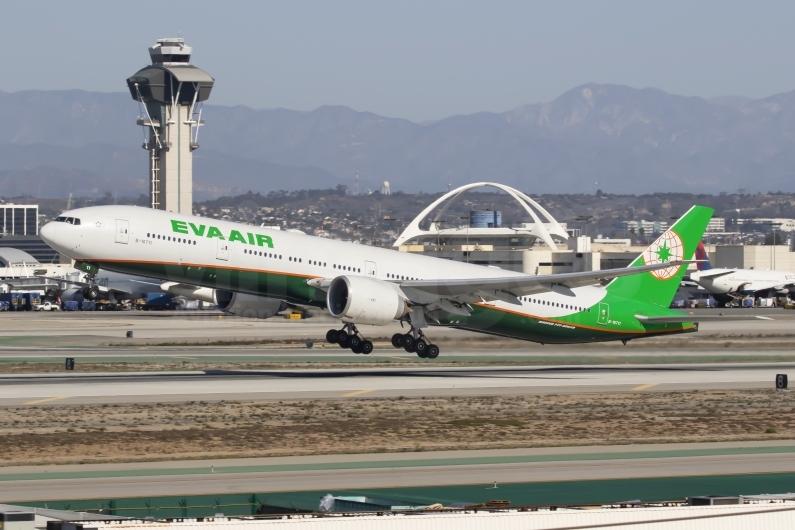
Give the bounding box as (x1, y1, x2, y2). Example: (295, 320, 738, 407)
(327, 275, 409, 326)
(160, 282, 217, 303)
(214, 290, 286, 319)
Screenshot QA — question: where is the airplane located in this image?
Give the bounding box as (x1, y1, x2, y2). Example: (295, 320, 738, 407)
(39, 204, 768, 359)
(48, 268, 288, 316)
(689, 242, 795, 306)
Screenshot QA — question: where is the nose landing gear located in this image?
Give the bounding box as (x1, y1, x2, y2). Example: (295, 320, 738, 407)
(326, 324, 373, 355)
(81, 275, 100, 301)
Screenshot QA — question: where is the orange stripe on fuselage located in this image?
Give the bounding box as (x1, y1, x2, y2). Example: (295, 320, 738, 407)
(96, 258, 321, 281)
(473, 303, 695, 335)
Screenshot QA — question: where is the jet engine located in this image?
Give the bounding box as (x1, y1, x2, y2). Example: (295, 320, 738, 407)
(327, 275, 409, 326)
(214, 290, 287, 319)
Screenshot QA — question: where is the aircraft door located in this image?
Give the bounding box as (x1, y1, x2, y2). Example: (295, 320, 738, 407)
(597, 302, 609, 325)
(115, 220, 129, 244)
(216, 238, 229, 261)
(365, 260, 377, 278)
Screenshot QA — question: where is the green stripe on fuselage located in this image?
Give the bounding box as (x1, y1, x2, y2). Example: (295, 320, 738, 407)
(93, 261, 695, 345)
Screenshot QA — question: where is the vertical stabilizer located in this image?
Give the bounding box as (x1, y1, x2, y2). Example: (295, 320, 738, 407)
(695, 242, 713, 271)
(607, 206, 713, 307)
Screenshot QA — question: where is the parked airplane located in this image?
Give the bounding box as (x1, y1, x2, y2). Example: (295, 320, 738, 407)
(689, 242, 795, 305)
(39, 205, 766, 358)
(0, 244, 286, 316)
(49, 269, 286, 317)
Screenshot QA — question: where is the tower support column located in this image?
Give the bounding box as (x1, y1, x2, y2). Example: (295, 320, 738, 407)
(127, 38, 213, 213)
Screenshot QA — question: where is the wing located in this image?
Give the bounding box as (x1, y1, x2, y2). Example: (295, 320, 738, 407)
(308, 260, 691, 312)
(635, 314, 773, 324)
(3, 283, 60, 291)
(400, 261, 691, 302)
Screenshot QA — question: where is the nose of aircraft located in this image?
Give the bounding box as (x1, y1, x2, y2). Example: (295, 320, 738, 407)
(40, 222, 57, 247)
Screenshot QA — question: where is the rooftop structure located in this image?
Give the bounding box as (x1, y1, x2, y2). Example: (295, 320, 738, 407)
(735, 218, 795, 232)
(394, 182, 569, 250)
(127, 38, 215, 213)
(0, 204, 38, 236)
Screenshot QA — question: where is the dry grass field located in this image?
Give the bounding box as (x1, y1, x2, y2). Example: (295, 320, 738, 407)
(1, 389, 793, 466)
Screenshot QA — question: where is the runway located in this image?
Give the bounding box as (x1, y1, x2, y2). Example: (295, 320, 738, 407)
(0, 363, 789, 405)
(1, 441, 794, 502)
(0, 309, 790, 350)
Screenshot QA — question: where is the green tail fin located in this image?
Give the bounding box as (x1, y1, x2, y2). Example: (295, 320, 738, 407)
(606, 205, 714, 307)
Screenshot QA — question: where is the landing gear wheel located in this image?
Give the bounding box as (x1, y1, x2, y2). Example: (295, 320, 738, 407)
(426, 344, 440, 359)
(416, 348, 428, 359)
(391, 333, 404, 348)
(360, 340, 373, 355)
(326, 329, 339, 344)
(86, 286, 100, 301)
(351, 343, 362, 354)
(338, 335, 351, 349)
(401, 334, 415, 353)
(413, 339, 428, 356)
(336, 329, 349, 344)
(349, 335, 362, 351)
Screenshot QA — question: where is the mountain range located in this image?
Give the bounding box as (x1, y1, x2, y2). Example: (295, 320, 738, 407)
(1, 83, 794, 199)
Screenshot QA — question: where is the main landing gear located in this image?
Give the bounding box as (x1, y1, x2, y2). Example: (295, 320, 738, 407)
(326, 324, 374, 355)
(391, 331, 440, 359)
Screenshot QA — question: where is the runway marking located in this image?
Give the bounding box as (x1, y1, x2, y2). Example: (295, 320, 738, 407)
(633, 383, 659, 391)
(24, 396, 69, 405)
(342, 389, 375, 398)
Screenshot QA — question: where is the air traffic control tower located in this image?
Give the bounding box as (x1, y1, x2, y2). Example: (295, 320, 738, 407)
(126, 38, 214, 213)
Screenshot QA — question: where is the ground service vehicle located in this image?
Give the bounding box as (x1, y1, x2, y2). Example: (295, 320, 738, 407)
(34, 301, 60, 311)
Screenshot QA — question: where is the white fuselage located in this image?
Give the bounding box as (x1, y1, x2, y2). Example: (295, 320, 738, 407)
(40, 205, 607, 320)
(690, 268, 795, 295)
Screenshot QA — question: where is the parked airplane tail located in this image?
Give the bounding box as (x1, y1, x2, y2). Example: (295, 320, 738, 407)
(606, 205, 714, 307)
(695, 242, 713, 271)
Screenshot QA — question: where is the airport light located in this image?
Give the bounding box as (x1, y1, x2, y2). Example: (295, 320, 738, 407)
(766, 221, 782, 269)
(460, 216, 470, 262)
(575, 215, 593, 237)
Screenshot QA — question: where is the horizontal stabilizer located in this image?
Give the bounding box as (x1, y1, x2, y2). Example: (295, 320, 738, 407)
(635, 314, 773, 324)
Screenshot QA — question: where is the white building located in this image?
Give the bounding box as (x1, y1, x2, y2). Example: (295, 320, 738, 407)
(706, 217, 726, 232)
(735, 218, 795, 232)
(622, 219, 668, 235)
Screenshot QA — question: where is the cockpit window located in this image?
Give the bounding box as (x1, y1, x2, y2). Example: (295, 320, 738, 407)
(54, 217, 81, 225)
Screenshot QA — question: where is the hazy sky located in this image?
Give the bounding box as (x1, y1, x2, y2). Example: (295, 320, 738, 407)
(2, 1, 794, 121)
